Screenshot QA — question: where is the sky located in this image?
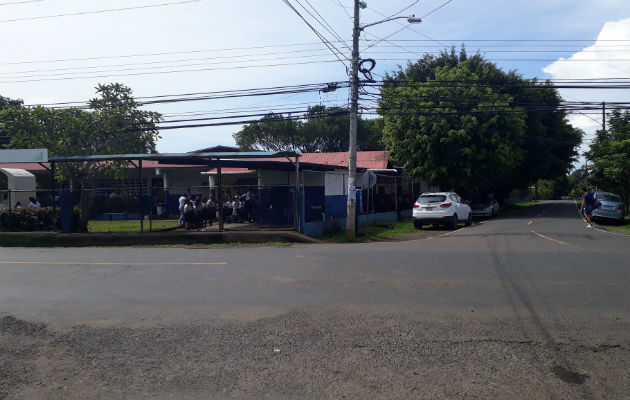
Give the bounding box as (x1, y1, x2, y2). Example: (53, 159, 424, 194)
(0, 0, 628, 160)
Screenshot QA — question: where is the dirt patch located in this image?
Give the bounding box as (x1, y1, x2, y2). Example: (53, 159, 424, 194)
(0, 316, 47, 337)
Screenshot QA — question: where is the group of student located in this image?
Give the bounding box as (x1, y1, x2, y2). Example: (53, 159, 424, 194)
(178, 189, 256, 230)
(14, 196, 41, 209)
(178, 194, 217, 230)
(222, 191, 255, 224)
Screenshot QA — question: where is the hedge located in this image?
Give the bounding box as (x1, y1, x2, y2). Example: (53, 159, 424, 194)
(0, 207, 58, 232)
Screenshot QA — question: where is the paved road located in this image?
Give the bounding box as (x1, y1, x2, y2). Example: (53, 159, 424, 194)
(1, 200, 628, 399)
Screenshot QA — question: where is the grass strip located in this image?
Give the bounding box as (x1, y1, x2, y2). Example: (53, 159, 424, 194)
(319, 217, 449, 243)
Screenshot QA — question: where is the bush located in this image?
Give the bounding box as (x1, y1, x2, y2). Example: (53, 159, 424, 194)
(0, 207, 58, 231)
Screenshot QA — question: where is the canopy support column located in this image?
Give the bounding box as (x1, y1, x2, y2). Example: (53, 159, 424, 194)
(217, 159, 224, 231)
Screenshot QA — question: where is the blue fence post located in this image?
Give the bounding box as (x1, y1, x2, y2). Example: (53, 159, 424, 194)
(60, 192, 74, 233)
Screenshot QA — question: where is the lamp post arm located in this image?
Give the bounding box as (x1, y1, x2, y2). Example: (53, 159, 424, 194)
(360, 15, 421, 30)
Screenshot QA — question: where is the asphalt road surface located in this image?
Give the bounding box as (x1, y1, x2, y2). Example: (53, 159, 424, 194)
(1, 200, 628, 399)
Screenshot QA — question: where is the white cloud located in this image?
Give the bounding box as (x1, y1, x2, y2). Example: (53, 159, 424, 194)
(543, 18, 630, 79)
(542, 18, 630, 165)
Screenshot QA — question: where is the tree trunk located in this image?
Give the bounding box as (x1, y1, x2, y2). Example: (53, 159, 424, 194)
(78, 185, 90, 232)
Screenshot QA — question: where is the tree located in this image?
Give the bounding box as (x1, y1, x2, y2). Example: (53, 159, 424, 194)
(0, 95, 24, 148)
(379, 48, 582, 200)
(585, 109, 630, 206)
(4, 83, 161, 231)
(233, 105, 383, 152)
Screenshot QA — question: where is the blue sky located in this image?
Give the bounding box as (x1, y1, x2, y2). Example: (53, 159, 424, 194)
(0, 0, 628, 155)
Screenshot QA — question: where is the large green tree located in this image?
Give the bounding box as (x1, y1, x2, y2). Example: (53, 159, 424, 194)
(233, 105, 383, 152)
(585, 109, 630, 206)
(0, 95, 24, 148)
(3, 83, 161, 230)
(379, 49, 582, 199)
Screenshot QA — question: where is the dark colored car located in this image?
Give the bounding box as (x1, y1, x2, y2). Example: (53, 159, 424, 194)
(470, 195, 500, 218)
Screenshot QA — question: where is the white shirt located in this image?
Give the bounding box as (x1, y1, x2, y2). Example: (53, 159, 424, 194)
(29, 201, 41, 208)
(178, 196, 187, 210)
(183, 203, 193, 213)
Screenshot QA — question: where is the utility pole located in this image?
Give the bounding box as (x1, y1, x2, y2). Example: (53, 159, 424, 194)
(346, 0, 361, 237)
(602, 101, 606, 131)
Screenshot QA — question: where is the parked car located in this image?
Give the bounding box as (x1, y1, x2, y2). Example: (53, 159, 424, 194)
(470, 195, 500, 217)
(412, 192, 472, 230)
(592, 191, 625, 222)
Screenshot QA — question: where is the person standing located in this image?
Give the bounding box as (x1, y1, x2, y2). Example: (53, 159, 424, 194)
(28, 197, 41, 208)
(580, 187, 595, 228)
(178, 193, 188, 226)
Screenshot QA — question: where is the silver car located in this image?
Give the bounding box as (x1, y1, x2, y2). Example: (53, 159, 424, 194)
(592, 192, 625, 221)
(470, 195, 500, 217)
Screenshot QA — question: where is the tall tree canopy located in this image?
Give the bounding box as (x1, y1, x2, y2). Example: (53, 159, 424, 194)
(3, 83, 162, 230)
(0, 95, 24, 148)
(233, 105, 383, 152)
(585, 109, 630, 205)
(379, 49, 582, 199)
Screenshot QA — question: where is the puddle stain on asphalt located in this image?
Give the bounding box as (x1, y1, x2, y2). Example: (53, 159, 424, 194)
(550, 365, 589, 385)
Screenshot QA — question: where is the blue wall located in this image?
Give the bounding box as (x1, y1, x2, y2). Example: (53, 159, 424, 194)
(301, 211, 407, 237)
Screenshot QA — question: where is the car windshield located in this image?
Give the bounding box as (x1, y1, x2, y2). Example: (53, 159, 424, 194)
(417, 195, 447, 203)
(596, 193, 621, 202)
(471, 197, 491, 204)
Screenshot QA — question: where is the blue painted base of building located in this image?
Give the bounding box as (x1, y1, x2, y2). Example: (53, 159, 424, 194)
(301, 209, 412, 237)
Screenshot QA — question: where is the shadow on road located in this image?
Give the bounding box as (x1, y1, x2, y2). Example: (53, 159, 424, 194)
(487, 235, 596, 397)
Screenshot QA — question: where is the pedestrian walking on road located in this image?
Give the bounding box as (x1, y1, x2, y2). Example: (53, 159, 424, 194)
(580, 187, 595, 228)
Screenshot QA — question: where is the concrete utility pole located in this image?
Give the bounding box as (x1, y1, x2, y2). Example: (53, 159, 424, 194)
(346, 0, 361, 237)
(602, 101, 606, 131)
(345, 3, 421, 237)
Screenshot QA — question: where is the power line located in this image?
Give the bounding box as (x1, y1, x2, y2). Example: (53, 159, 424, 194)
(282, 0, 349, 69)
(0, 0, 202, 23)
(420, 0, 453, 19)
(0, 0, 43, 5)
(0, 52, 343, 79)
(10, 48, 625, 79)
(0, 59, 343, 84)
(299, 0, 352, 53)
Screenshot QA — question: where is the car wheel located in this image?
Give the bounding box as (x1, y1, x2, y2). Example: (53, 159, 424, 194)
(413, 221, 422, 230)
(432, 223, 440, 228)
(450, 214, 458, 230)
(465, 212, 472, 226)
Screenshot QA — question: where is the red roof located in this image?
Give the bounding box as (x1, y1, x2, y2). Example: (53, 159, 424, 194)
(0, 163, 48, 171)
(299, 151, 389, 169)
(205, 168, 255, 174)
(1, 151, 390, 173)
(206, 151, 390, 172)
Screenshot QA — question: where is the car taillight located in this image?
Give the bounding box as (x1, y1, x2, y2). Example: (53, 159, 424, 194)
(440, 203, 452, 208)
(413, 204, 420, 208)
(618, 205, 625, 211)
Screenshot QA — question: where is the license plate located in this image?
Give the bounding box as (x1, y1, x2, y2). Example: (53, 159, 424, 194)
(422, 207, 434, 211)
(603, 205, 614, 210)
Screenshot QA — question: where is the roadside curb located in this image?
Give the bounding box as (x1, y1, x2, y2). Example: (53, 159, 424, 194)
(0, 230, 319, 247)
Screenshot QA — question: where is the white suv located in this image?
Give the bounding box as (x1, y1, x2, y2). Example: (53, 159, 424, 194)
(412, 192, 472, 230)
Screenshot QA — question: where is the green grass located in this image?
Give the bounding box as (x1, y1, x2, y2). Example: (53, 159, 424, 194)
(503, 200, 538, 211)
(319, 218, 444, 243)
(88, 219, 178, 233)
(595, 216, 630, 235)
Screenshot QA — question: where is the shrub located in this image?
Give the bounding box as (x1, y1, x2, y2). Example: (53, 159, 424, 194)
(0, 207, 58, 231)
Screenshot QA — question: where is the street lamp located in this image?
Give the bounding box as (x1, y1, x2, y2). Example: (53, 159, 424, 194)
(346, 2, 421, 237)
